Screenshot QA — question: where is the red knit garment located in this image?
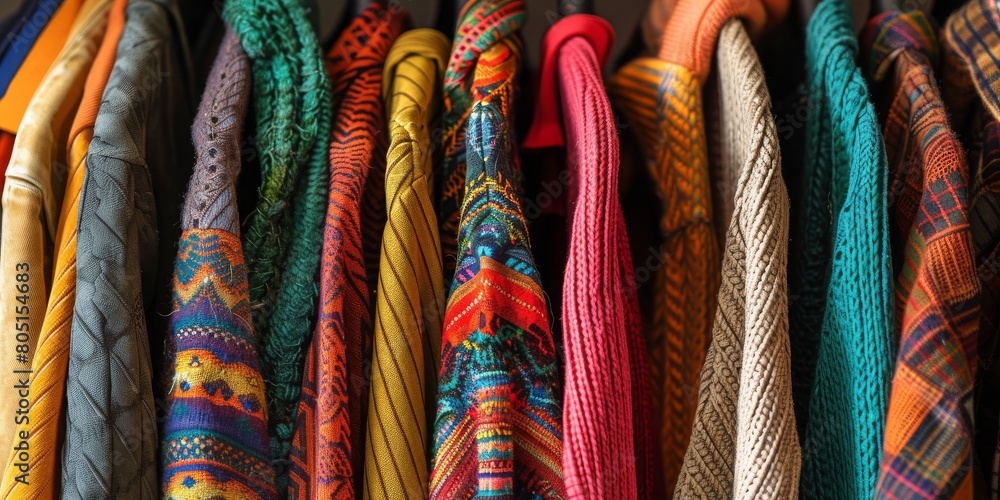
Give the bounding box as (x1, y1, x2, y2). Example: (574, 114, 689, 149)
(555, 18, 662, 499)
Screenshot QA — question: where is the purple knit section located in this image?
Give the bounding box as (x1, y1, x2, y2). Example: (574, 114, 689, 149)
(182, 28, 251, 233)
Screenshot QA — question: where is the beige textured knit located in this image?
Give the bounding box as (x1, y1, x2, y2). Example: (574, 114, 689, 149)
(673, 20, 800, 499)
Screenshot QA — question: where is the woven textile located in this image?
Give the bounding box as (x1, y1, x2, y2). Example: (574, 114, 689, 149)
(222, 0, 331, 475)
(942, 0, 1000, 494)
(362, 29, 449, 499)
(0, 0, 107, 463)
(63, 0, 196, 496)
(553, 23, 660, 498)
(608, 30, 719, 500)
(0, 0, 123, 496)
(787, 2, 895, 498)
(160, 29, 276, 500)
(287, 5, 403, 499)
(862, 11, 980, 499)
(672, 19, 799, 500)
(437, 0, 525, 281)
(429, 39, 566, 499)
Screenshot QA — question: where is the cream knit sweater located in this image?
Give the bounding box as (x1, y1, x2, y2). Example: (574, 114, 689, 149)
(673, 20, 801, 499)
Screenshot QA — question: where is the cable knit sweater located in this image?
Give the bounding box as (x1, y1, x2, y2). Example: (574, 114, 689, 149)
(673, 19, 800, 499)
(789, 1, 895, 498)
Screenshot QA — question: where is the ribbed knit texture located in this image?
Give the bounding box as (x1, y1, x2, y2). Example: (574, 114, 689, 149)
(788, 1, 895, 498)
(0, 0, 123, 497)
(63, 0, 196, 496)
(0, 0, 108, 466)
(436, 0, 525, 281)
(673, 19, 800, 499)
(556, 32, 659, 499)
(608, 33, 719, 500)
(429, 39, 566, 499)
(863, 11, 980, 499)
(222, 0, 332, 483)
(362, 28, 449, 499)
(286, 5, 403, 499)
(160, 28, 276, 500)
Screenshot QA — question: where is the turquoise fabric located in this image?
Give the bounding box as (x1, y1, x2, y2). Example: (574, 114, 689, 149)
(787, 0, 896, 498)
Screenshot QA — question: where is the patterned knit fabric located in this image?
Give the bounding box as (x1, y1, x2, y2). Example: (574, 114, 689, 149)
(437, 0, 525, 281)
(787, 2, 895, 498)
(551, 17, 659, 498)
(222, 0, 331, 476)
(864, 11, 980, 499)
(363, 29, 449, 499)
(429, 39, 566, 499)
(0, 0, 123, 496)
(160, 29, 276, 500)
(607, 28, 719, 500)
(672, 19, 800, 500)
(287, 5, 404, 499)
(942, 1, 1000, 493)
(63, 0, 196, 496)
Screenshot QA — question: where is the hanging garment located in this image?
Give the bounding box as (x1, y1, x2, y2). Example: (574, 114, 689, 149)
(606, 16, 721, 496)
(222, 0, 331, 484)
(941, 0, 1000, 494)
(0, 0, 122, 496)
(671, 18, 799, 500)
(429, 33, 566, 499)
(436, 0, 525, 281)
(160, 28, 276, 500)
(862, 11, 980, 499)
(0, 0, 82, 133)
(0, 0, 61, 97)
(287, 4, 403, 498)
(62, 0, 196, 496)
(524, 14, 661, 499)
(786, 2, 895, 498)
(362, 28, 448, 499)
(0, 0, 107, 468)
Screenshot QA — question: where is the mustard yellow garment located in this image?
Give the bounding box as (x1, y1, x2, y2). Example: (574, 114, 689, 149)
(0, 0, 110, 470)
(0, 0, 123, 495)
(363, 29, 449, 499)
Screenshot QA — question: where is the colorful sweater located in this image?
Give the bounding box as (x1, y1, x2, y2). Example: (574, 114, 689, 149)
(161, 28, 276, 500)
(864, 11, 980, 498)
(287, 4, 404, 498)
(429, 39, 566, 499)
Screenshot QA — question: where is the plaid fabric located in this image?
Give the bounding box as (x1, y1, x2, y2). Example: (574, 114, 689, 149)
(942, 1, 1000, 494)
(863, 12, 981, 499)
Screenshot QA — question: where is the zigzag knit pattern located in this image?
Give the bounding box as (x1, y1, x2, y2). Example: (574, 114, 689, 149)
(436, 0, 525, 281)
(222, 0, 332, 484)
(161, 28, 276, 500)
(287, 4, 404, 499)
(429, 40, 566, 499)
(608, 45, 720, 499)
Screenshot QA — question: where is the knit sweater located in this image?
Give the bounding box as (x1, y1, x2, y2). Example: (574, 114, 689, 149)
(160, 28, 276, 500)
(429, 39, 566, 499)
(548, 16, 659, 499)
(789, 1, 895, 498)
(222, 0, 331, 476)
(673, 19, 800, 499)
(287, 5, 404, 498)
(64, 0, 196, 496)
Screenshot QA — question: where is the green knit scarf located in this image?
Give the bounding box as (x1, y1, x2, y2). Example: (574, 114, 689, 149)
(223, 0, 331, 489)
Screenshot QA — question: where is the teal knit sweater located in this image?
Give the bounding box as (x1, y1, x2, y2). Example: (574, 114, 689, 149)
(788, 0, 895, 498)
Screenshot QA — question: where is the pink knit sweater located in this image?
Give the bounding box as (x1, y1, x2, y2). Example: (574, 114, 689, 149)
(556, 20, 661, 499)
